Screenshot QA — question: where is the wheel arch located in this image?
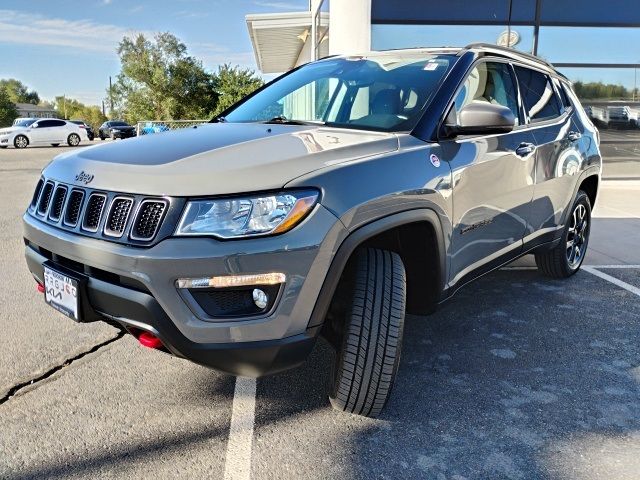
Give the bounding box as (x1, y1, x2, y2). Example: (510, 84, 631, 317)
(578, 174, 599, 208)
(308, 208, 447, 331)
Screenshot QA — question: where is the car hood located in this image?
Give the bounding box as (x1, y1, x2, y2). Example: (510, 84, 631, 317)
(109, 125, 135, 130)
(0, 126, 26, 134)
(43, 123, 398, 196)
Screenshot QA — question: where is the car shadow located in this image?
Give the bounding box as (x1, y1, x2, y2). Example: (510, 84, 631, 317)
(253, 269, 640, 479)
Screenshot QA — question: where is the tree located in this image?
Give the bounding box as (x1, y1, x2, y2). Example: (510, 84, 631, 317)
(573, 81, 630, 100)
(0, 78, 40, 105)
(213, 64, 264, 116)
(0, 87, 18, 127)
(112, 32, 219, 122)
(53, 96, 107, 131)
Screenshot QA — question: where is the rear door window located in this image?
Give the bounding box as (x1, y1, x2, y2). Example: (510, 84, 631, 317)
(514, 66, 561, 123)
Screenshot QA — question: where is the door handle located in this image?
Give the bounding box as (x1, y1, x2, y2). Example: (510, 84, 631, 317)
(515, 142, 536, 157)
(567, 131, 582, 142)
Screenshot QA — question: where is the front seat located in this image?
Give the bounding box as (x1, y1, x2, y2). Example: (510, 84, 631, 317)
(354, 89, 403, 128)
(371, 89, 401, 115)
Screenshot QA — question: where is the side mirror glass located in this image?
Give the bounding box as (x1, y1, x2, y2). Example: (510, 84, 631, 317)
(445, 102, 516, 137)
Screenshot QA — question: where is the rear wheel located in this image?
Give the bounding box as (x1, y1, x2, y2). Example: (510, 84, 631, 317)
(67, 133, 80, 147)
(535, 190, 591, 278)
(14, 135, 28, 149)
(329, 248, 406, 418)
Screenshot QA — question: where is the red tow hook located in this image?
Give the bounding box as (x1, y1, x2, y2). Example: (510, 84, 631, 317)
(137, 331, 164, 349)
(36, 282, 45, 293)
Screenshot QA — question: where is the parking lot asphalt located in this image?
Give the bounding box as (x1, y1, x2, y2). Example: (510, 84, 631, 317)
(1, 144, 639, 479)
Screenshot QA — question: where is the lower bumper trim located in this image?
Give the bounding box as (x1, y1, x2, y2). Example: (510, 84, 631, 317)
(25, 244, 319, 377)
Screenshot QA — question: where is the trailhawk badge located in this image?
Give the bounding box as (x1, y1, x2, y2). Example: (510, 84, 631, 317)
(74, 171, 94, 185)
(429, 154, 441, 167)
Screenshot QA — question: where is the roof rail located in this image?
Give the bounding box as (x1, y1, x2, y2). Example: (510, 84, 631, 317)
(462, 42, 555, 70)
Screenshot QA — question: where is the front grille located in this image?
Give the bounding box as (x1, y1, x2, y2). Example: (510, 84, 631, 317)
(64, 190, 84, 226)
(131, 200, 167, 241)
(81, 193, 107, 232)
(36, 182, 54, 216)
(48, 186, 68, 222)
(30, 179, 44, 209)
(104, 197, 133, 237)
(28, 178, 176, 247)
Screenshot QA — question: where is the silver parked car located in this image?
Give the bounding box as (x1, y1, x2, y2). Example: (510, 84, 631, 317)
(23, 44, 601, 417)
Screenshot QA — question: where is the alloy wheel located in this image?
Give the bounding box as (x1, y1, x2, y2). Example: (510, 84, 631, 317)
(14, 136, 28, 149)
(566, 203, 588, 268)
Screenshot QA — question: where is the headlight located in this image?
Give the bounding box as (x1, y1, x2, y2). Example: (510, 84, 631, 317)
(176, 190, 319, 238)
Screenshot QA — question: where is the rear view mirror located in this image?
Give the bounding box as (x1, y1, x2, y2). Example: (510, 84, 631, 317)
(445, 102, 516, 136)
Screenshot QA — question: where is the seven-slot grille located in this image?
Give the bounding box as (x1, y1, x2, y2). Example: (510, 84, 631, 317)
(36, 182, 54, 216)
(29, 178, 171, 245)
(48, 186, 67, 221)
(131, 200, 167, 241)
(82, 193, 107, 232)
(64, 190, 84, 226)
(105, 197, 133, 237)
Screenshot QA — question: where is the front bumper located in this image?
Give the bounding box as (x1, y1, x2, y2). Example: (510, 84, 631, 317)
(23, 205, 347, 375)
(111, 130, 136, 138)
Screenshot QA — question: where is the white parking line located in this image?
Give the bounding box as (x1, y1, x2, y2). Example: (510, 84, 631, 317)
(223, 377, 257, 480)
(585, 265, 640, 269)
(583, 266, 640, 297)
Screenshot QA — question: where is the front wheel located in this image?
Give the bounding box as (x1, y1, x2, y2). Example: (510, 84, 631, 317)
(67, 133, 80, 147)
(51, 143, 60, 147)
(329, 248, 406, 418)
(14, 135, 28, 149)
(535, 190, 592, 278)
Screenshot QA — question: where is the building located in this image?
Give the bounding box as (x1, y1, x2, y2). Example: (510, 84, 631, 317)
(246, 0, 640, 178)
(14, 103, 58, 119)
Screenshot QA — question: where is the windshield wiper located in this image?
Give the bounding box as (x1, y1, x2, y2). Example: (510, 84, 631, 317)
(262, 115, 322, 126)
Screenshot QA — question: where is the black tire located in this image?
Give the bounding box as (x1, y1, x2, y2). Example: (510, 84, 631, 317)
(99, 134, 105, 141)
(535, 190, 592, 278)
(51, 143, 60, 147)
(0, 146, 7, 149)
(329, 248, 406, 418)
(67, 133, 81, 147)
(14, 135, 28, 149)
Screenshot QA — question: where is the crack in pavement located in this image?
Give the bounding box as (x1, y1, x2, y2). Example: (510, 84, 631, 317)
(0, 332, 125, 405)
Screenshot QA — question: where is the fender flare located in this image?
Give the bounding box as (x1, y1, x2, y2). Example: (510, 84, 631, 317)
(307, 208, 447, 328)
(561, 166, 600, 227)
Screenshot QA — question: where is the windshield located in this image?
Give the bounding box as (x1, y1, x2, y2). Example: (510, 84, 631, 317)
(111, 121, 129, 127)
(14, 119, 36, 127)
(222, 53, 453, 132)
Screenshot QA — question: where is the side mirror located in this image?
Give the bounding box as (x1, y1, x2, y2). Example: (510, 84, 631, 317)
(445, 102, 516, 137)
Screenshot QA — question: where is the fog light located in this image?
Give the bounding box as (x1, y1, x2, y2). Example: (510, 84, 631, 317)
(253, 289, 268, 309)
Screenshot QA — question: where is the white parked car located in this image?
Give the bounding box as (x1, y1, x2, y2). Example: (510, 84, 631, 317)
(0, 118, 88, 149)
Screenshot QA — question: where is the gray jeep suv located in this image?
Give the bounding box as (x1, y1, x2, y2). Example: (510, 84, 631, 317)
(23, 44, 600, 418)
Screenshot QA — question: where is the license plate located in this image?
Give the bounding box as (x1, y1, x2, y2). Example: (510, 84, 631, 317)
(44, 266, 80, 321)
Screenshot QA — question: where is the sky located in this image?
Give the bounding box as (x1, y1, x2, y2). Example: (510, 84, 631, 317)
(0, 0, 309, 106)
(1, 1, 637, 107)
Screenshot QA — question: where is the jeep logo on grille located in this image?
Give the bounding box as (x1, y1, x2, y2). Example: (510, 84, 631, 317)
(74, 171, 94, 185)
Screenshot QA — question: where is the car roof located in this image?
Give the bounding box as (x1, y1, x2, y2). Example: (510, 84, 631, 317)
(334, 43, 565, 80)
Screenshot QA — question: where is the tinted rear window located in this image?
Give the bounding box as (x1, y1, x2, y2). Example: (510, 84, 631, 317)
(514, 66, 561, 123)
